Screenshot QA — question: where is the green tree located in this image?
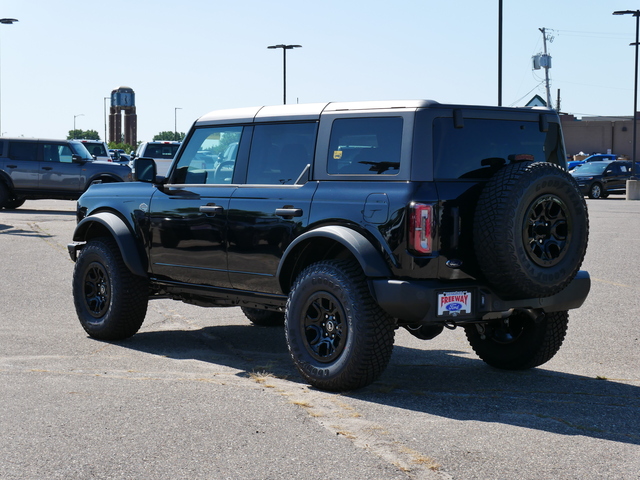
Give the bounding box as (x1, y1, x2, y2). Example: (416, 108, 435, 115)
(67, 129, 101, 141)
(153, 131, 185, 141)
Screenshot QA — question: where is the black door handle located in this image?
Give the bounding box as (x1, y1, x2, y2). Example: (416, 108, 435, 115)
(199, 204, 224, 215)
(42, 167, 53, 171)
(275, 207, 303, 218)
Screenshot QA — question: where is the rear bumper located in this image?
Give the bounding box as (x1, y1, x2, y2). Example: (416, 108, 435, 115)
(372, 270, 591, 324)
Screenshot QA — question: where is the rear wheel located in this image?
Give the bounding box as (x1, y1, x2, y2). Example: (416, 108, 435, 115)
(464, 310, 569, 370)
(72, 237, 148, 340)
(285, 259, 395, 391)
(241, 307, 284, 326)
(0, 182, 10, 208)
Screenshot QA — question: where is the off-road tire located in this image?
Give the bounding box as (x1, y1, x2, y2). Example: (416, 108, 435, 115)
(72, 236, 148, 340)
(0, 182, 10, 208)
(464, 310, 569, 370)
(285, 259, 395, 391)
(241, 307, 285, 326)
(4, 196, 25, 209)
(474, 161, 589, 299)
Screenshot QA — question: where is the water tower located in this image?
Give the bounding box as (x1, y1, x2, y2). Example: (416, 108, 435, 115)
(109, 86, 137, 145)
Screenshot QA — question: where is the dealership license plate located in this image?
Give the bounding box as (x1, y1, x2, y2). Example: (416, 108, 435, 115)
(437, 291, 472, 316)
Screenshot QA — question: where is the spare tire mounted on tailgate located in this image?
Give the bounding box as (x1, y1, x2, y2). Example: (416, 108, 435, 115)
(474, 161, 589, 299)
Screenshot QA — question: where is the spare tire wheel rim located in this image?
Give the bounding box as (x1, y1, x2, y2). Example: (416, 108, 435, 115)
(522, 194, 571, 267)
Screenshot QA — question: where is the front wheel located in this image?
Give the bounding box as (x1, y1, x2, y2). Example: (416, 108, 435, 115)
(589, 182, 603, 199)
(285, 259, 395, 391)
(72, 237, 149, 340)
(464, 310, 569, 370)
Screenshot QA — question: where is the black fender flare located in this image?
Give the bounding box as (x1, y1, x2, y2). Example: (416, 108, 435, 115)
(277, 225, 392, 284)
(85, 174, 125, 189)
(71, 212, 147, 278)
(0, 170, 14, 191)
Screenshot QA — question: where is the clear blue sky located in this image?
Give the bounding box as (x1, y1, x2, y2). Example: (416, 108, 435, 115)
(0, 0, 636, 143)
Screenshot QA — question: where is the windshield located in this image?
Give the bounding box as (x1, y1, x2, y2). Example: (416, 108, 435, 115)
(571, 162, 609, 175)
(82, 142, 108, 157)
(70, 142, 94, 160)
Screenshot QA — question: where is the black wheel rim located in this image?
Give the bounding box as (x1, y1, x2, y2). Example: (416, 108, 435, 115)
(301, 292, 347, 363)
(83, 261, 111, 318)
(522, 194, 571, 267)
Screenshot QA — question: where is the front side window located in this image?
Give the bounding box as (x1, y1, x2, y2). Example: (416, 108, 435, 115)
(43, 144, 74, 163)
(327, 117, 403, 175)
(246, 122, 317, 185)
(172, 126, 243, 184)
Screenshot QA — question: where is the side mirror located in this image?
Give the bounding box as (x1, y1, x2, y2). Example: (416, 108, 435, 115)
(72, 154, 85, 164)
(133, 157, 158, 183)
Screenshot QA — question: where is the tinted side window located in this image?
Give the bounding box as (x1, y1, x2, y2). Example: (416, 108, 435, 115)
(173, 126, 243, 184)
(327, 117, 402, 175)
(433, 118, 565, 179)
(246, 122, 317, 185)
(8, 142, 38, 161)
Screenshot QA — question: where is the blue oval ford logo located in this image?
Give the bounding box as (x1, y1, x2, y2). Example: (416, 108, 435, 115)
(446, 303, 463, 312)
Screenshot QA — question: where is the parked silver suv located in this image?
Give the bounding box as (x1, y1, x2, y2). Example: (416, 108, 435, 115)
(131, 141, 181, 176)
(0, 138, 132, 209)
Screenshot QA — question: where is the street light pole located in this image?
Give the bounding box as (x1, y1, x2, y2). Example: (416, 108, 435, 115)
(613, 10, 640, 200)
(174, 107, 182, 141)
(498, 0, 503, 106)
(267, 44, 302, 104)
(73, 114, 84, 139)
(614, 10, 640, 182)
(0, 18, 18, 136)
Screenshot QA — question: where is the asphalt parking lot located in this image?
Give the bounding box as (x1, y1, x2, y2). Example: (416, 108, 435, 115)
(1, 198, 639, 480)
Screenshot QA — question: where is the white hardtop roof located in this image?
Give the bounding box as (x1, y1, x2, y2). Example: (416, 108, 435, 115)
(196, 100, 439, 125)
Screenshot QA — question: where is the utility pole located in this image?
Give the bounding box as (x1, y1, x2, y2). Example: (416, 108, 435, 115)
(539, 27, 553, 109)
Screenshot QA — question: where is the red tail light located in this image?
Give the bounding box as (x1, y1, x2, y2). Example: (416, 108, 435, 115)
(409, 203, 433, 254)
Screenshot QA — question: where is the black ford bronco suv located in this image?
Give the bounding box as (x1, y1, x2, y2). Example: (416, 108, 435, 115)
(68, 100, 590, 391)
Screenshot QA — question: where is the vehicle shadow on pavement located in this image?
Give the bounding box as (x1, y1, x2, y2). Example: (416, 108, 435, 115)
(0, 223, 53, 237)
(113, 324, 640, 447)
(0, 208, 76, 216)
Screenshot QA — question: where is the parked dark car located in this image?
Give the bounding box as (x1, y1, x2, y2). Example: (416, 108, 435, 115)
(570, 160, 637, 198)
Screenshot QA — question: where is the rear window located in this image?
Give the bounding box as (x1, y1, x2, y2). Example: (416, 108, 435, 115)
(144, 143, 180, 159)
(433, 118, 565, 179)
(327, 117, 402, 175)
